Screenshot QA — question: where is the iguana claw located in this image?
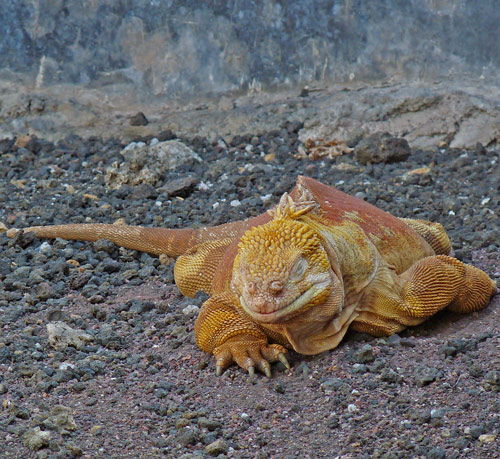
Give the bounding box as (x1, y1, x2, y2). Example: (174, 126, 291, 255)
(248, 366, 255, 377)
(216, 364, 224, 376)
(278, 353, 290, 370)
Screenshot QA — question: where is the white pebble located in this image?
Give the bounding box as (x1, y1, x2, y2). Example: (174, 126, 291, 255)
(230, 200, 241, 207)
(58, 362, 76, 371)
(481, 197, 490, 206)
(212, 202, 220, 210)
(123, 142, 137, 151)
(448, 210, 455, 216)
(150, 137, 159, 146)
(347, 404, 359, 413)
(198, 181, 212, 191)
(260, 194, 272, 203)
(182, 305, 200, 316)
(39, 241, 52, 254)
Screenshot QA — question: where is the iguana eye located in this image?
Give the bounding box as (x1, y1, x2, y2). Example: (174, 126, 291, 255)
(289, 257, 308, 281)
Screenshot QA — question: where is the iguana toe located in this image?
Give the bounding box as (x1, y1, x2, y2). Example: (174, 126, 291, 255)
(257, 359, 271, 378)
(214, 348, 232, 376)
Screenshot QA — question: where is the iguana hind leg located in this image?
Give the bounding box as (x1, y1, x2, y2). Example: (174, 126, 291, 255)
(194, 293, 289, 376)
(400, 218, 451, 255)
(399, 255, 496, 315)
(352, 255, 497, 336)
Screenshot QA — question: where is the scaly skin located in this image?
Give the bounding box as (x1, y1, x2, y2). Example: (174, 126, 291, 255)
(8, 176, 497, 377)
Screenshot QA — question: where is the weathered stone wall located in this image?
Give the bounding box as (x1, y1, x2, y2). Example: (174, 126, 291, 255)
(1, 0, 499, 98)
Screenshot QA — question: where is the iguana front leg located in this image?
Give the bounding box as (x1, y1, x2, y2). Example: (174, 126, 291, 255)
(194, 293, 290, 377)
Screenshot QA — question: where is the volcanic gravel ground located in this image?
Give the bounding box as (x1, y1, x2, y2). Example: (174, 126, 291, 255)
(0, 127, 499, 458)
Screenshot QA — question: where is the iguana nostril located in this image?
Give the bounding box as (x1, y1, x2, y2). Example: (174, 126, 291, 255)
(269, 280, 283, 293)
(247, 282, 256, 294)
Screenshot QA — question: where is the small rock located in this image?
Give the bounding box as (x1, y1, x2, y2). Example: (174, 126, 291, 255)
(299, 87, 309, 97)
(15, 134, 32, 148)
(327, 416, 339, 428)
(36, 282, 53, 300)
(468, 425, 485, 439)
(354, 132, 411, 165)
(347, 404, 359, 413)
(380, 368, 398, 383)
(46, 322, 93, 350)
(65, 443, 83, 456)
(176, 418, 189, 429)
(154, 437, 169, 448)
(157, 129, 176, 141)
(484, 370, 500, 391)
(68, 272, 92, 290)
(105, 140, 202, 189)
(205, 438, 228, 456)
(427, 446, 446, 459)
(352, 363, 367, 373)
(430, 408, 445, 419)
(102, 259, 121, 273)
(321, 378, 343, 393)
(93, 238, 117, 254)
(43, 405, 77, 432)
(176, 427, 199, 446)
(413, 409, 431, 424)
(295, 361, 311, 377)
(439, 344, 457, 357)
(414, 366, 443, 386)
(478, 434, 496, 443)
(90, 425, 104, 435)
(182, 304, 200, 316)
(39, 241, 53, 255)
(386, 334, 401, 345)
(22, 426, 51, 451)
(130, 112, 148, 126)
(354, 344, 375, 363)
(161, 176, 198, 198)
(274, 381, 285, 394)
(197, 417, 222, 431)
(131, 183, 158, 200)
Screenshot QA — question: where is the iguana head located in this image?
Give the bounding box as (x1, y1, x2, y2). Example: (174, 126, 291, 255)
(231, 192, 339, 324)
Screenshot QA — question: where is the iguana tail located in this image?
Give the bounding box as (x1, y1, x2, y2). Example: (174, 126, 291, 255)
(8, 216, 271, 258)
(14, 224, 197, 257)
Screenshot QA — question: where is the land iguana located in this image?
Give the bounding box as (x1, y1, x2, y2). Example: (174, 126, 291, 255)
(8, 176, 497, 377)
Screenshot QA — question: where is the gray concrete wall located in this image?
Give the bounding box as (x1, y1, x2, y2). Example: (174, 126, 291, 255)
(1, 0, 499, 99)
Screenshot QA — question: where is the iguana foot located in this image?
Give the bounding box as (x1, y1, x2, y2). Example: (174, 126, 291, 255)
(213, 334, 289, 377)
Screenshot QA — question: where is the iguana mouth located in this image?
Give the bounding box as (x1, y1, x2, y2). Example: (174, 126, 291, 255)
(239, 279, 331, 324)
